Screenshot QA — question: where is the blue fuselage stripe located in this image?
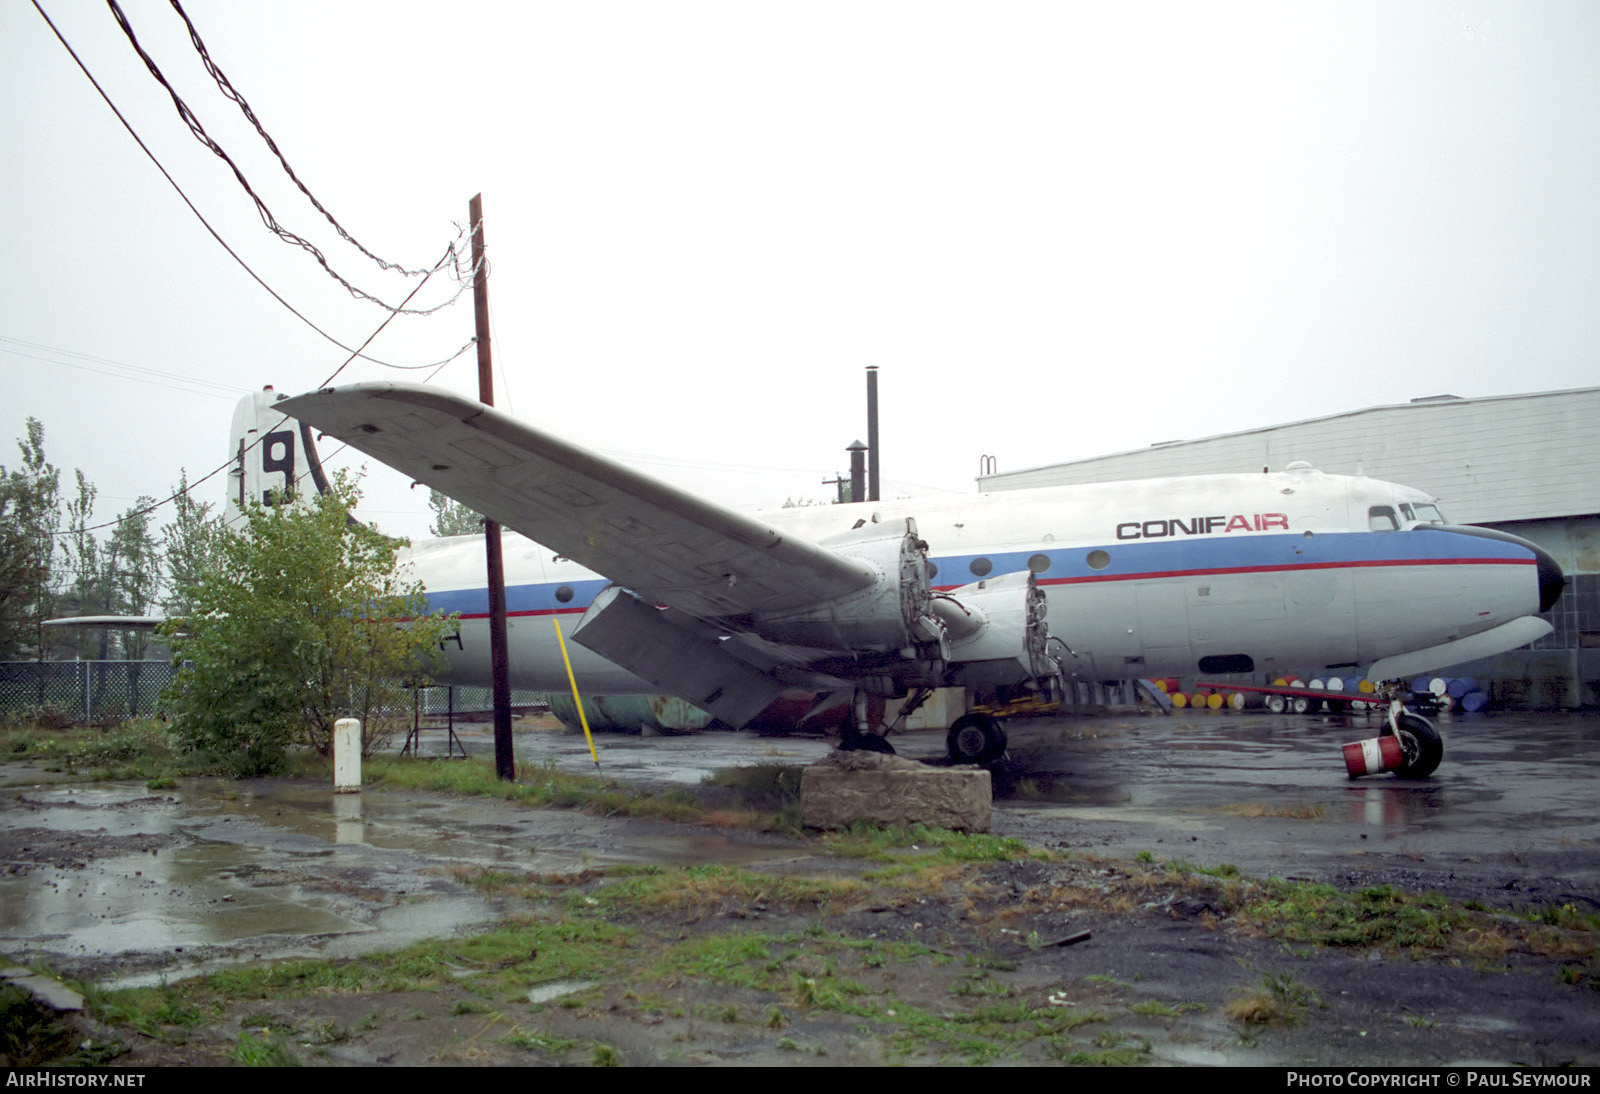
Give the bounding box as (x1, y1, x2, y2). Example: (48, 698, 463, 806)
(423, 530, 1531, 620)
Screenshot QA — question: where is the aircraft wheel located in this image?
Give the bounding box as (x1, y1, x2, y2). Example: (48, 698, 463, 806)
(1265, 694, 1287, 714)
(947, 713, 1006, 765)
(1393, 713, 1443, 778)
(841, 732, 895, 755)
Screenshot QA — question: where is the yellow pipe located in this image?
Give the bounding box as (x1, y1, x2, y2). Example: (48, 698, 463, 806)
(552, 617, 600, 770)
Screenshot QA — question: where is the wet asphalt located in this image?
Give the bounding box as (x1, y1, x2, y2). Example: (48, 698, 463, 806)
(2, 707, 1597, 984)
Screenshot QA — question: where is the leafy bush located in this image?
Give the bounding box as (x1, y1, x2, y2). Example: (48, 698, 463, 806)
(161, 475, 455, 775)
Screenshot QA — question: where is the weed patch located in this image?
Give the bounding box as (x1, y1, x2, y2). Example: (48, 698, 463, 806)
(1226, 972, 1322, 1026)
(365, 756, 703, 822)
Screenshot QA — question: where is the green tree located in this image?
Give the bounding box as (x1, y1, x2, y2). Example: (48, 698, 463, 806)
(162, 474, 455, 775)
(427, 488, 482, 537)
(57, 469, 101, 660)
(0, 418, 61, 659)
(104, 496, 161, 659)
(160, 471, 225, 619)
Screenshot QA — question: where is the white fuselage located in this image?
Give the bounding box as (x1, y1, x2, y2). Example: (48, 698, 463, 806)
(408, 466, 1548, 692)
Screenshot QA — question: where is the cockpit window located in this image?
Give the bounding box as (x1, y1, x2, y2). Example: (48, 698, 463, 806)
(1412, 503, 1445, 524)
(1399, 503, 1415, 521)
(1368, 505, 1399, 532)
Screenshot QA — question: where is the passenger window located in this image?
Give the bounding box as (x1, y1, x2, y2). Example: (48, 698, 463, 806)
(1368, 506, 1399, 531)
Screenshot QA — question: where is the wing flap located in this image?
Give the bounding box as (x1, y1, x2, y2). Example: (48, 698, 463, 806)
(277, 383, 875, 617)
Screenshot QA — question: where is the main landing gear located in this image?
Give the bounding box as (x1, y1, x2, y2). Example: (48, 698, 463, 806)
(839, 728, 896, 754)
(834, 689, 1010, 767)
(946, 712, 1007, 766)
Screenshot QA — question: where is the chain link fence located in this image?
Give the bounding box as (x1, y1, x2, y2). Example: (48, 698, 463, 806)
(0, 663, 552, 727)
(418, 685, 549, 716)
(0, 661, 177, 724)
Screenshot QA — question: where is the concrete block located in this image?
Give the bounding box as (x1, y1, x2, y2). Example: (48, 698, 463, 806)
(800, 750, 991, 831)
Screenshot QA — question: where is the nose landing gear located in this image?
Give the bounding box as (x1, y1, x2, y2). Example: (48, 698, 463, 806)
(1392, 710, 1443, 778)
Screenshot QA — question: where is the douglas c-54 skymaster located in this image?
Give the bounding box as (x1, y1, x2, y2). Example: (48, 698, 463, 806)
(248, 383, 1563, 778)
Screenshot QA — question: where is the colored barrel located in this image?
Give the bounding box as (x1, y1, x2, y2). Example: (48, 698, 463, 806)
(1343, 735, 1403, 778)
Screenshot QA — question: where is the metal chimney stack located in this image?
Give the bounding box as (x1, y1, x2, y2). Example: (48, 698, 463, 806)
(866, 366, 880, 502)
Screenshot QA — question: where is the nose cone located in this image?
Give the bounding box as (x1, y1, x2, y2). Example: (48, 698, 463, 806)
(1534, 543, 1566, 613)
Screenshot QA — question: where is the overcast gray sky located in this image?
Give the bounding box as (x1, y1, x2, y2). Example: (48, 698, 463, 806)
(4, 1, 1598, 542)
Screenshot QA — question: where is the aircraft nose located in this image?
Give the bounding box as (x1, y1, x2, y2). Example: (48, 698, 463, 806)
(1415, 524, 1565, 614)
(1534, 542, 1566, 613)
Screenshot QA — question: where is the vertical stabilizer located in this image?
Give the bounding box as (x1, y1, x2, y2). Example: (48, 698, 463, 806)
(225, 386, 331, 524)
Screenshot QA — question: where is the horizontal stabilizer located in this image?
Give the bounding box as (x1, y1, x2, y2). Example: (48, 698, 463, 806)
(42, 615, 164, 629)
(1365, 616, 1553, 681)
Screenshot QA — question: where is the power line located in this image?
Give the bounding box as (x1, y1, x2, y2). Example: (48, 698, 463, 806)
(47, 233, 455, 538)
(28, 1, 484, 538)
(30, 0, 470, 371)
(104, 0, 473, 317)
(0, 336, 249, 400)
(163, 0, 437, 281)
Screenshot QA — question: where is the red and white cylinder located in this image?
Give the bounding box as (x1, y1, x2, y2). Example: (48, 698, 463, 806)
(1342, 734, 1403, 778)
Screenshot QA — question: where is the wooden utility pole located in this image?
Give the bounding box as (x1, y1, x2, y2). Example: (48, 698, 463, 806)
(470, 193, 516, 781)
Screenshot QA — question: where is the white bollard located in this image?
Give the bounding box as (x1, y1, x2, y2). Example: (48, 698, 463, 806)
(334, 717, 362, 793)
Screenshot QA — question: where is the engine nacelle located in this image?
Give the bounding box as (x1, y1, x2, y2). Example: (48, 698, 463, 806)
(934, 570, 1058, 689)
(746, 519, 941, 654)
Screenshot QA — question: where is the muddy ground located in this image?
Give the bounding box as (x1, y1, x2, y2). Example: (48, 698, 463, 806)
(3, 709, 1598, 1067)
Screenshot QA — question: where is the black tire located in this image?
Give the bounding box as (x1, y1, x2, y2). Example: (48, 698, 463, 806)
(946, 713, 1006, 765)
(1393, 712, 1443, 778)
(1290, 695, 1312, 715)
(1265, 694, 1287, 714)
(840, 732, 895, 755)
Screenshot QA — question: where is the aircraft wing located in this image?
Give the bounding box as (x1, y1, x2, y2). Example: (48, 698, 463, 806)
(276, 383, 875, 618)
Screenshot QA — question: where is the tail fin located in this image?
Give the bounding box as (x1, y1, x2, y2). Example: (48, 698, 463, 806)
(225, 386, 333, 524)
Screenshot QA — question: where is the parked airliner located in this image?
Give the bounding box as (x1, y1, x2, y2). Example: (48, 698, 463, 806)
(231, 385, 1563, 777)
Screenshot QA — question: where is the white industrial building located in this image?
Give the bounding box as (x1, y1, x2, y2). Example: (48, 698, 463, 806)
(978, 387, 1600, 709)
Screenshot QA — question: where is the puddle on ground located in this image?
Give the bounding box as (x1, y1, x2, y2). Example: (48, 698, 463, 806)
(526, 979, 598, 1004)
(0, 844, 367, 958)
(0, 766, 813, 984)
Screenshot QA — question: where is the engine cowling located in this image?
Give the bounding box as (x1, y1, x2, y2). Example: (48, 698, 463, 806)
(746, 519, 942, 654)
(934, 570, 1058, 689)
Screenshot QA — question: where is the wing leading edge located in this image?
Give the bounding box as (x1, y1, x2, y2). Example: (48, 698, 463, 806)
(276, 383, 875, 618)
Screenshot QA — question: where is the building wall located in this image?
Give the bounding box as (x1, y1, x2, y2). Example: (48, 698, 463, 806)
(981, 387, 1600, 526)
